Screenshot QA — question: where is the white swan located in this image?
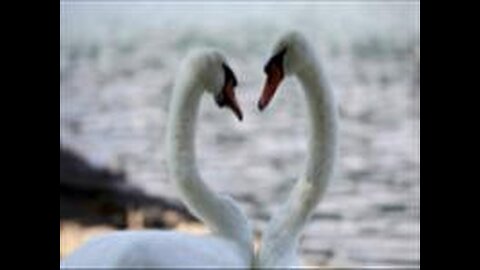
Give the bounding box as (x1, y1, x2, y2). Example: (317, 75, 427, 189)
(60, 49, 254, 268)
(254, 31, 339, 267)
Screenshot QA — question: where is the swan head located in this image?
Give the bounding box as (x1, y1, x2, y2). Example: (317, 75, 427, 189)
(258, 31, 313, 110)
(184, 49, 243, 121)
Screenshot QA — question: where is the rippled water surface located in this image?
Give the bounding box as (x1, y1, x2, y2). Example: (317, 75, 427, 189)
(60, 2, 420, 266)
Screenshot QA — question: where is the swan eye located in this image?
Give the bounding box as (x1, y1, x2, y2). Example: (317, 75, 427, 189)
(222, 63, 237, 87)
(215, 92, 225, 107)
(216, 63, 243, 121)
(264, 48, 287, 74)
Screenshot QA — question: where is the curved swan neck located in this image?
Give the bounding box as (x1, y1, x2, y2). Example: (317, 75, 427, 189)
(166, 72, 253, 247)
(257, 54, 338, 266)
(299, 61, 338, 190)
(167, 76, 202, 183)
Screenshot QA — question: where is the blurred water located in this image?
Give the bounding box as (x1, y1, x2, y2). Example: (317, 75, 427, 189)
(60, 1, 420, 267)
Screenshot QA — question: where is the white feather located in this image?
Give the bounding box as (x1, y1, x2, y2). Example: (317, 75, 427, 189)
(255, 31, 339, 268)
(61, 49, 254, 268)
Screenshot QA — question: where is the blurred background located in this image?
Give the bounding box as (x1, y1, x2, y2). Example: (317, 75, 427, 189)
(60, 1, 420, 267)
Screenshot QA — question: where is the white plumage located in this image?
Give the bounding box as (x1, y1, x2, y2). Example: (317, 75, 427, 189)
(254, 31, 339, 268)
(61, 49, 254, 268)
(61, 31, 339, 269)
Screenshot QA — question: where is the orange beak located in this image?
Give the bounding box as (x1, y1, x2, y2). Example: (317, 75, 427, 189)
(258, 62, 284, 111)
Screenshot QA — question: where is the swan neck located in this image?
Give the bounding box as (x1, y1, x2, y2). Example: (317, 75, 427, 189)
(167, 75, 253, 250)
(257, 57, 338, 267)
(299, 62, 338, 188)
(168, 78, 202, 182)
(291, 60, 338, 237)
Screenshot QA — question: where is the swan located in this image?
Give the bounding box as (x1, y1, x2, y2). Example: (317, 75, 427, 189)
(254, 31, 339, 267)
(60, 49, 254, 268)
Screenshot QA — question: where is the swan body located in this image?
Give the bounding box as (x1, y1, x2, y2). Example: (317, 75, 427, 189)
(61, 49, 254, 268)
(60, 230, 249, 267)
(254, 31, 339, 268)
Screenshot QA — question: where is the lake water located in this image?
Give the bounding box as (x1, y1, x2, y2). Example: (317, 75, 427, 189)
(60, 2, 420, 267)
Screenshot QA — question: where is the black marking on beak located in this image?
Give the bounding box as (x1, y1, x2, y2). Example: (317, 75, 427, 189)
(215, 63, 243, 121)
